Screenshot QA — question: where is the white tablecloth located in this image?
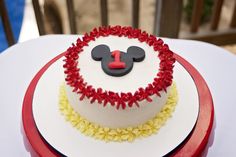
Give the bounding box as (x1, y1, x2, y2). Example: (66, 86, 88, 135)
(0, 35, 236, 157)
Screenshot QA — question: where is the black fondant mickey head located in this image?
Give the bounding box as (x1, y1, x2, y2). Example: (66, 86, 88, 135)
(91, 44, 145, 76)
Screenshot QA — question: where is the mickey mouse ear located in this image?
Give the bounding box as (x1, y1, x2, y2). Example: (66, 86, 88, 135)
(91, 45, 110, 61)
(127, 46, 145, 62)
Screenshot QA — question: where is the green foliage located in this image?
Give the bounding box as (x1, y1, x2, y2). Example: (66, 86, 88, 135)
(184, 0, 214, 23)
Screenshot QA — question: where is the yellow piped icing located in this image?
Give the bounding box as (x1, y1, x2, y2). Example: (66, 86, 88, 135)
(59, 83, 178, 142)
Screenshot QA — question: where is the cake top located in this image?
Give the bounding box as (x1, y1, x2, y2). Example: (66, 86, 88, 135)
(63, 26, 175, 109)
(79, 36, 158, 93)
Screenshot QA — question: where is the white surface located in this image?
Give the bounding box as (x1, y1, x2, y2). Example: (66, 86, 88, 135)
(0, 35, 236, 156)
(32, 58, 198, 157)
(66, 35, 170, 128)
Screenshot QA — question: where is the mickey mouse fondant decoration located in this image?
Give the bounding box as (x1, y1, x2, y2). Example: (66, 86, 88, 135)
(91, 44, 145, 76)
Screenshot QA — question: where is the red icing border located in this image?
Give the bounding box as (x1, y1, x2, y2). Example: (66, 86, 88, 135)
(63, 26, 175, 110)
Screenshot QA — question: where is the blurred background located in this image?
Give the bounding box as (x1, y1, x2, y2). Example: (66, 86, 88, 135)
(1, 0, 236, 54)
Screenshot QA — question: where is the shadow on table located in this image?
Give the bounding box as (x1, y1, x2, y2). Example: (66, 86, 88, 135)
(201, 115, 216, 157)
(20, 120, 39, 157)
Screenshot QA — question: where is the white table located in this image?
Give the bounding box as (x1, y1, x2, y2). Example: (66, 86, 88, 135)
(0, 35, 236, 157)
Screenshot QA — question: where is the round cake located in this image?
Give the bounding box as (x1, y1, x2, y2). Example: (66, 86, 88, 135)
(61, 26, 177, 141)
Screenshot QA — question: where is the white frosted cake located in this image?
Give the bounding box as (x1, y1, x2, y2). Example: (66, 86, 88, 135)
(60, 26, 177, 141)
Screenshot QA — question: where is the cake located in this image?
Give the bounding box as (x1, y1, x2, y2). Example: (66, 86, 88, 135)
(60, 26, 178, 142)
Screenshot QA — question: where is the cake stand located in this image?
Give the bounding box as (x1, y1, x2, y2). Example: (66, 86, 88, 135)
(22, 52, 214, 157)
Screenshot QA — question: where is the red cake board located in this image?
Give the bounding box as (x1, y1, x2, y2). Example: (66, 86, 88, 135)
(22, 52, 214, 157)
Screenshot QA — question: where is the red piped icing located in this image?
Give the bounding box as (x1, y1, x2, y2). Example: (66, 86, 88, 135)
(63, 25, 175, 110)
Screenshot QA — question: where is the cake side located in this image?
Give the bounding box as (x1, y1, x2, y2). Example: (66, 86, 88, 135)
(65, 85, 171, 128)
